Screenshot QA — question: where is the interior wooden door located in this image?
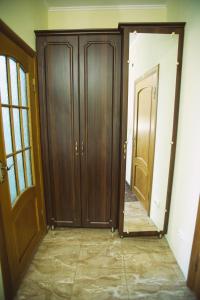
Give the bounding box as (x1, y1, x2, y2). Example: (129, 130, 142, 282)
(131, 66, 159, 213)
(37, 35, 81, 227)
(187, 198, 200, 299)
(79, 34, 121, 228)
(0, 24, 46, 291)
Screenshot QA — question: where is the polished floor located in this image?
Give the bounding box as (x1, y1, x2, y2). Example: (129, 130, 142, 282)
(15, 229, 196, 300)
(125, 184, 138, 202)
(124, 201, 157, 232)
(124, 184, 157, 232)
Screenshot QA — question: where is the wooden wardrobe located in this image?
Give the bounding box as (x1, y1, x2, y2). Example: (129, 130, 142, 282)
(36, 30, 121, 229)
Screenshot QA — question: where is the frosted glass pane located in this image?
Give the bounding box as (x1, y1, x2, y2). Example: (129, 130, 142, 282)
(7, 156, 17, 205)
(20, 68, 28, 106)
(25, 150, 32, 186)
(0, 56, 9, 104)
(13, 108, 22, 151)
(2, 107, 13, 154)
(22, 109, 30, 147)
(9, 59, 19, 105)
(17, 152, 25, 192)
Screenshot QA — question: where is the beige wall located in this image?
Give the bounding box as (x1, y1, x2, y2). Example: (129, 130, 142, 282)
(0, 0, 48, 49)
(166, 0, 200, 278)
(48, 6, 167, 29)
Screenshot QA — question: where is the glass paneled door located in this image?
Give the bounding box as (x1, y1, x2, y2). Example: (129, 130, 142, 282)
(0, 24, 46, 294)
(0, 56, 33, 204)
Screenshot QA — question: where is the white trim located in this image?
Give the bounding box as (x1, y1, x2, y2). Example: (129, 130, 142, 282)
(48, 4, 167, 12)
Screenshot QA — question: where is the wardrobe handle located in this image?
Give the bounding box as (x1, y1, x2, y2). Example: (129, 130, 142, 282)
(81, 141, 84, 156)
(75, 141, 79, 156)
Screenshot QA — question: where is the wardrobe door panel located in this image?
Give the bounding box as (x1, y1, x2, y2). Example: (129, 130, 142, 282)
(79, 34, 121, 227)
(37, 36, 81, 227)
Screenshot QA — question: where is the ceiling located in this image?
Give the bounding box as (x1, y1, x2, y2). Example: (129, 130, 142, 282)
(46, 0, 167, 8)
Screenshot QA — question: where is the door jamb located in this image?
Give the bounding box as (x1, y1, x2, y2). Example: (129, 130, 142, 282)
(187, 197, 200, 298)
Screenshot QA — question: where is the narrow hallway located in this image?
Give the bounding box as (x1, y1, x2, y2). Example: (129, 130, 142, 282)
(15, 229, 195, 300)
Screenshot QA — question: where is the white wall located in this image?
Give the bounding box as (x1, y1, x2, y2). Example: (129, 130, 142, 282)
(166, 0, 200, 278)
(126, 33, 178, 230)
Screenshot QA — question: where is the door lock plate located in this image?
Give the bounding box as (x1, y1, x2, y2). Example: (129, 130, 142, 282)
(0, 160, 7, 184)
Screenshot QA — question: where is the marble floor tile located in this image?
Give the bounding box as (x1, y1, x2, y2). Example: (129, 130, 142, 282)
(43, 228, 84, 245)
(71, 283, 129, 300)
(81, 228, 119, 245)
(78, 244, 124, 269)
(75, 266, 126, 285)
(127, 282, 196, 300)
(15, 229, 197, 300)
(125, 264, 183, 286)
(22, 257, 76, 284)
(16, 278, 73, 300)
(121, 237, 170, 254)
(72, 267, 128, 300)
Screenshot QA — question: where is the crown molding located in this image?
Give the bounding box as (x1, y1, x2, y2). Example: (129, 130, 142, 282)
(48, 4, 167, 12)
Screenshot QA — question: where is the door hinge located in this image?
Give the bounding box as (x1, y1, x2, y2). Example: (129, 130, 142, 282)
(123, 141, 127, 159)
(195, 254, 199, 273)
(153, 87, 157, 99)
(32, 78, 36, 93)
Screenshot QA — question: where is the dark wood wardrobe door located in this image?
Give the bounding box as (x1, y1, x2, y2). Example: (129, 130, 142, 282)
(79, 34, 121, 228)
(37, 36, 81, 227)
